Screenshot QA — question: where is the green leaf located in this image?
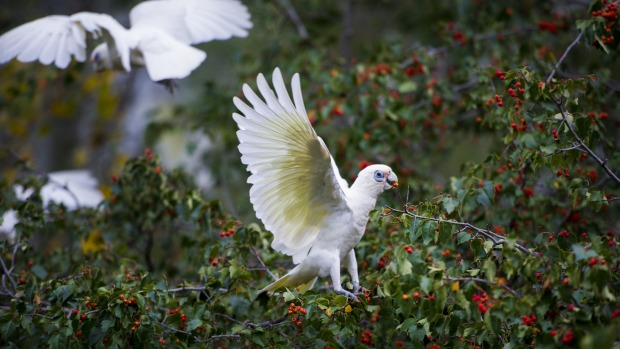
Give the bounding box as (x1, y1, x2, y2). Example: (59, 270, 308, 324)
(51, 285, 75, 305)
(442, 197, 459, 214)
(333, 295, 348, 307)
(398, 258, 413, 275)
(398, 81, 417, 93)
(101, 319, 114, 332)
(30, 265, 48, 279)
(476, 189, 491, 207)
(457, 231, 471, 244)
(186, 319, 203, 331)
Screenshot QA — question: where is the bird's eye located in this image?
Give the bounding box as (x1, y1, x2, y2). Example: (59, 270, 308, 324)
(373, 170, 384, 182)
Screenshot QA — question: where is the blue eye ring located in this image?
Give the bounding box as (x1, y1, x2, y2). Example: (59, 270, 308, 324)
(373, 170, 384, 182)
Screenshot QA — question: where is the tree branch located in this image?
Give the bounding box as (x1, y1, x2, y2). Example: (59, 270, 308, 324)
(553, 99, 620, 185)
(546, 31, 584, 84)
(384, 206, 536, 256)
(251, 247, 277, 281)
(275, 0, 309, 39)
(444, 276, 519, 297)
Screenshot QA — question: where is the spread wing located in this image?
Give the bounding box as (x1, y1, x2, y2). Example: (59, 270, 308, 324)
(233, 68, 351, 264)
(0, 12, 131, 70)
(129, 0, 252, 44)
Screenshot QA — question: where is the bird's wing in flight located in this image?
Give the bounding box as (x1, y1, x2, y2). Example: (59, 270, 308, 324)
(0, 12, 131, 70)
(129, 0, 252, 45)
(233, 68, 351, 264)
(137, 31, 207, 81)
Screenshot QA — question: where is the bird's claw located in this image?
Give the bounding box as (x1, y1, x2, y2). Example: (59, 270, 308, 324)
(335, 289, 360, 302)
(352, 283, 368, 295)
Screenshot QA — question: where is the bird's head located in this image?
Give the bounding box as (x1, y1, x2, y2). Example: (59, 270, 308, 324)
(354, 164, 398, 196)
(90, 44, 112, 71)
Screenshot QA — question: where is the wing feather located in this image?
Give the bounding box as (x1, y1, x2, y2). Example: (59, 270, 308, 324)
(129, 0, 252, 45)
(0, 13, 131, 70)
(233, 68, 351, 264)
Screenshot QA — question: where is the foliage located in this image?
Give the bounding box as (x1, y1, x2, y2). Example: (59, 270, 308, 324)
(1, 0, 620, 348)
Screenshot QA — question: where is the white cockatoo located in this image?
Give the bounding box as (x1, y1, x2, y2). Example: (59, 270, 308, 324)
(232, 68, 399, 300)
(0, 170, 103, 240)
(0, 0, 252, 84)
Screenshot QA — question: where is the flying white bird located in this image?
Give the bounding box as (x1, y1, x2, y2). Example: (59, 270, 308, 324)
(232, 68, 398, 300)
(0, 0, 252, 84)
(0, 170, 103, 240)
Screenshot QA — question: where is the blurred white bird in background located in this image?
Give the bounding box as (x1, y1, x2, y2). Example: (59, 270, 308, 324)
(0, 170, 103, 241)
(233, 68, 398, 300)
(0, 0, 252, 85)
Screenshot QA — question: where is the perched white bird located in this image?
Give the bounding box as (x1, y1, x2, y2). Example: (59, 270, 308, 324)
(0, 170, 103, 240)
(232, 68, 398, 299)
(0, 0, 252, 84)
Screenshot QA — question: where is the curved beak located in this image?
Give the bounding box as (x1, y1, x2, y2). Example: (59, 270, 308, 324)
(384, 172, 398, 190)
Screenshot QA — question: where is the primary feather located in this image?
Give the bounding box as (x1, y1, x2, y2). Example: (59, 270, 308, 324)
(233, 68, 398, 299)
(0, 0, 252, 82)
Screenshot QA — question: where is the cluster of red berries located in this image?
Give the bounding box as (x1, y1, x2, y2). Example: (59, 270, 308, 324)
(403, 60, 424, 77)
(493, 93, 504, 107)
(547, 234, 554, 242)
(288, 303, 307, 327)
(508, 82, 525, 109)
(377, 255, 390, 269)
(510, 118, 527, 132)
(440, 249, 451, 257)
(84, 297, 97, 310)
(373, 63, 391, 75)
(587, 111, 610, 121)
(218, 228, 235, 238)
(360, 329, 374, 346)
(209, 256, 228, 267)
(403, 245, 413, 254)
(585, 170, 598, 183)
(520, 313, 537, 326)
(145, 147, 154, 161)
(558, 230, 570, 238)
(118, 294, 137, 305)
(551, 129, 559, 141)
(592, 1, 618, 45)
(612, 309, 620, 318)
(169, 309, 188, 330)
(588, 257, 607, 266)
(493, 183, 503, 195)
(538, 21, 558, 33)
(561, 330, 574, 343)
(556, 168, 570, 177)
(536, 272, 544, 284)
(495, 69, 505, 80)
(472, 293, 491, 314)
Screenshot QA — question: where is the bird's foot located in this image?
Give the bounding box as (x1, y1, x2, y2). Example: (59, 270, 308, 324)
(352, 283, 368, 295)
(335, 288, 360, 302)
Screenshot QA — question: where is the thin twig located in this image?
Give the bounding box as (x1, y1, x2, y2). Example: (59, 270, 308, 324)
(251, 248, 277, 281)
(0, 246, 17, 292)
(341, 0, 355, 68)
(444, 276, 519, 297)
(275, 0, 308, 39)
(546, 31, 584, 84)
(554, 99, 620, 185)
(205, 334, 242, 343)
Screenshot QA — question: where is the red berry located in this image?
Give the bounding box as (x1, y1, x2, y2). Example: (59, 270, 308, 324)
(73, 309, 79, 315)
(567, 304, 574, 311)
